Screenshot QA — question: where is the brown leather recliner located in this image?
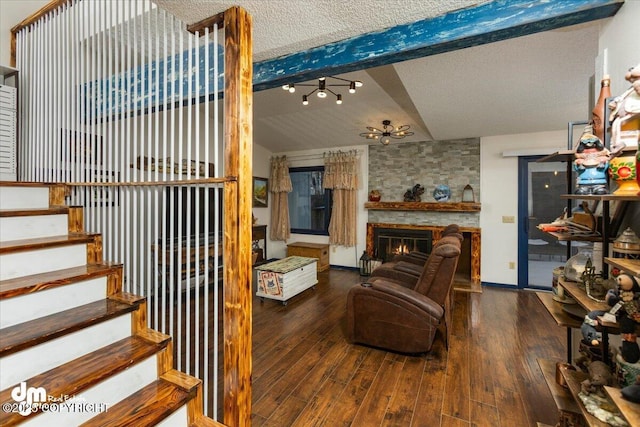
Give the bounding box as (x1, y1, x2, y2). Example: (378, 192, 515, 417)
(392, 224, 460, 265)
(369, 233, 463, 287)
(346, 242, 461, 354)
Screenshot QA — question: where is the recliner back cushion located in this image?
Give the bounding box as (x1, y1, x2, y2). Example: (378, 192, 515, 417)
(413, 243, 461, 305)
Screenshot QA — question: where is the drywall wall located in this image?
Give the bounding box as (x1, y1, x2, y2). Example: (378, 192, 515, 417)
(0, 1, 49, 66)
(480, 130, 566, 286)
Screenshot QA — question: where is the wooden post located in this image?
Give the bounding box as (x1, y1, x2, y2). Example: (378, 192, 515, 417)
(223, 6, 253, 427)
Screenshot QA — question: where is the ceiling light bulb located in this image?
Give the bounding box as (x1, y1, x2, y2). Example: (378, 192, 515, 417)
(317, 90, 327, 98)
(355, 81, 363, 88)
(302, 95, 308, 105)
(381, 136, 391, 145)
(282, 84, 290, 91)
(349, 82, 356, 93)
(288, 84, 295, 93)
(336, 94, 342, 104)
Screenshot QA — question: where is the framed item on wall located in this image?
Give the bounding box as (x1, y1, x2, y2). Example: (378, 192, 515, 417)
(253, 176, 268, 208)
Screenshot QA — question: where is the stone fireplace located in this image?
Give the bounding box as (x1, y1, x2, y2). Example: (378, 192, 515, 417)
(366, 222, 481, 289)
(366, 138, 482, 290)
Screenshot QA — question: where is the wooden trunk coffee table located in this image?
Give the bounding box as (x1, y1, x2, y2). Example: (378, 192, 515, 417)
(255, 256, 318, 305)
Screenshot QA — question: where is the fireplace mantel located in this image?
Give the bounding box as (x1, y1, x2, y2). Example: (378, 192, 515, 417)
(364, 201, 480, 212)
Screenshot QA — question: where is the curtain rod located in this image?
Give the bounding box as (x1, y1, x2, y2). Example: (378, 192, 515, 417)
(275, 149, 363, 162)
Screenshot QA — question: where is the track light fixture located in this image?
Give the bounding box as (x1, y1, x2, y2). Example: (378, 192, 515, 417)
(360, 119, 414, 145)
(282, 76, 363, 105)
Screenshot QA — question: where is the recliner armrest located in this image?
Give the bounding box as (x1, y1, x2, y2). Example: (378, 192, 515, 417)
(357, 279, 443, 319)
(390, 254, 426, 266)
(393, 261, 422, 276)
(368, 268, 418, 287)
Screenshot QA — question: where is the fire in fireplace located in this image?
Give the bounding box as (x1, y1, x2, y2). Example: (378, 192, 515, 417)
(374, 228, 433, 262)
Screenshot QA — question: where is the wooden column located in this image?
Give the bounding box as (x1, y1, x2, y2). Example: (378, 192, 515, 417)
(223, 6, 253, 427)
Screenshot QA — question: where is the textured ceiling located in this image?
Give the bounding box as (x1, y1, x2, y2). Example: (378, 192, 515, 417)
(152, 0, 605, 152)
(154, 0, 485, 62)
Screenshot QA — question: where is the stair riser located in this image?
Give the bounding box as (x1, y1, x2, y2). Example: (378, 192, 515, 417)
(0, 245, 87, 281)
(0, 214, 69, 242)
(0, 277, 107, 329)
(0, 315, 132, 389)
(157, 405, 189, 426)
(18, 356, 160, 426)
(0, 187, 50, 209)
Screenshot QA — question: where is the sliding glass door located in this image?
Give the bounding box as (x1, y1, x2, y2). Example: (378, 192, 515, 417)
(518, 156, 569, 289)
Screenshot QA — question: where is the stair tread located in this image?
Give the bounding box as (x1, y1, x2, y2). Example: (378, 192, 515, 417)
(0, 263, 121, 299)
(190, 416, 223, 427)
(0, 334, 171, 426)
(0, 206, 68, 217)
(80, 376, 196, 427)
(0, 233, 95, 253)
(0, 296, 140, 357)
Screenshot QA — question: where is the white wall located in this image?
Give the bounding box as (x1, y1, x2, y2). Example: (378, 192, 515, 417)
(0, 1, 49, 66)
(480, 130, 566, 286)
(252, 142, 272, 229)
(596, 0, 640, 96)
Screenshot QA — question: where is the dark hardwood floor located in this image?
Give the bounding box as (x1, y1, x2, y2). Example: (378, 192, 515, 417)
(249, 268, 566, 427)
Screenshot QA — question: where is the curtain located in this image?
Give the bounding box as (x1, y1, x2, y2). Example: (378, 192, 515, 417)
(324, 150, 360, 246)
(269, 156, 292, 241)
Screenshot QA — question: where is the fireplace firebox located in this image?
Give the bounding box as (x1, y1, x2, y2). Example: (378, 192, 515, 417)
(374, 228, 433, 262)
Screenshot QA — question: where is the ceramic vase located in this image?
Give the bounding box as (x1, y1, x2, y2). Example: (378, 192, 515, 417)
(609, 154, 639, 196)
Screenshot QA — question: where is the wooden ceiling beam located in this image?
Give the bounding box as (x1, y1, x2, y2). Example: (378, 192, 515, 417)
(253, 0, 624, 91)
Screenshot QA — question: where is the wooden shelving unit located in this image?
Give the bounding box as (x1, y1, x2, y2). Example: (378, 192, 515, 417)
(562, 368, 612, 427)
(604, 257, 640, 276)
(604, 386, 640, 427)
(536, 292, 583, 329)
(538, 359, 582, 416)
(535, 110, 640, 427)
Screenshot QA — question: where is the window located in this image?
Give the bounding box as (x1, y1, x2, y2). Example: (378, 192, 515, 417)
(288, 166, 331, 235)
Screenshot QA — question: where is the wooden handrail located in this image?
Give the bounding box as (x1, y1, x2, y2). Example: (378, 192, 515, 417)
(10, 0, 72, 67)
(66, 177, 233, 187)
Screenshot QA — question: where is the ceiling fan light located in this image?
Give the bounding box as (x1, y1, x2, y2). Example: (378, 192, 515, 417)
(336, 94, 342, 104)
(360, 119, 412, 146)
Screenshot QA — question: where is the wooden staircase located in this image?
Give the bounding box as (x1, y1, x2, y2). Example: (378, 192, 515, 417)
(0, 182, 220, 426)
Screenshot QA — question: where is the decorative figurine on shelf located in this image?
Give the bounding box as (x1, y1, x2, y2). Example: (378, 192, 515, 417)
(581, 310, 606, 347)
(368, 189, 381, 202)
(605, 273, 640, 323)
(609, 63, 640, 150)
(573, 127, 611, 195)
(580, 360, 613, 397)
(608, 63, 640, 196)
(622, 376, 640, 403)
(604, 272, 640, 364)
(432, 184, 451, 202)
(403, 184, 425, 202)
